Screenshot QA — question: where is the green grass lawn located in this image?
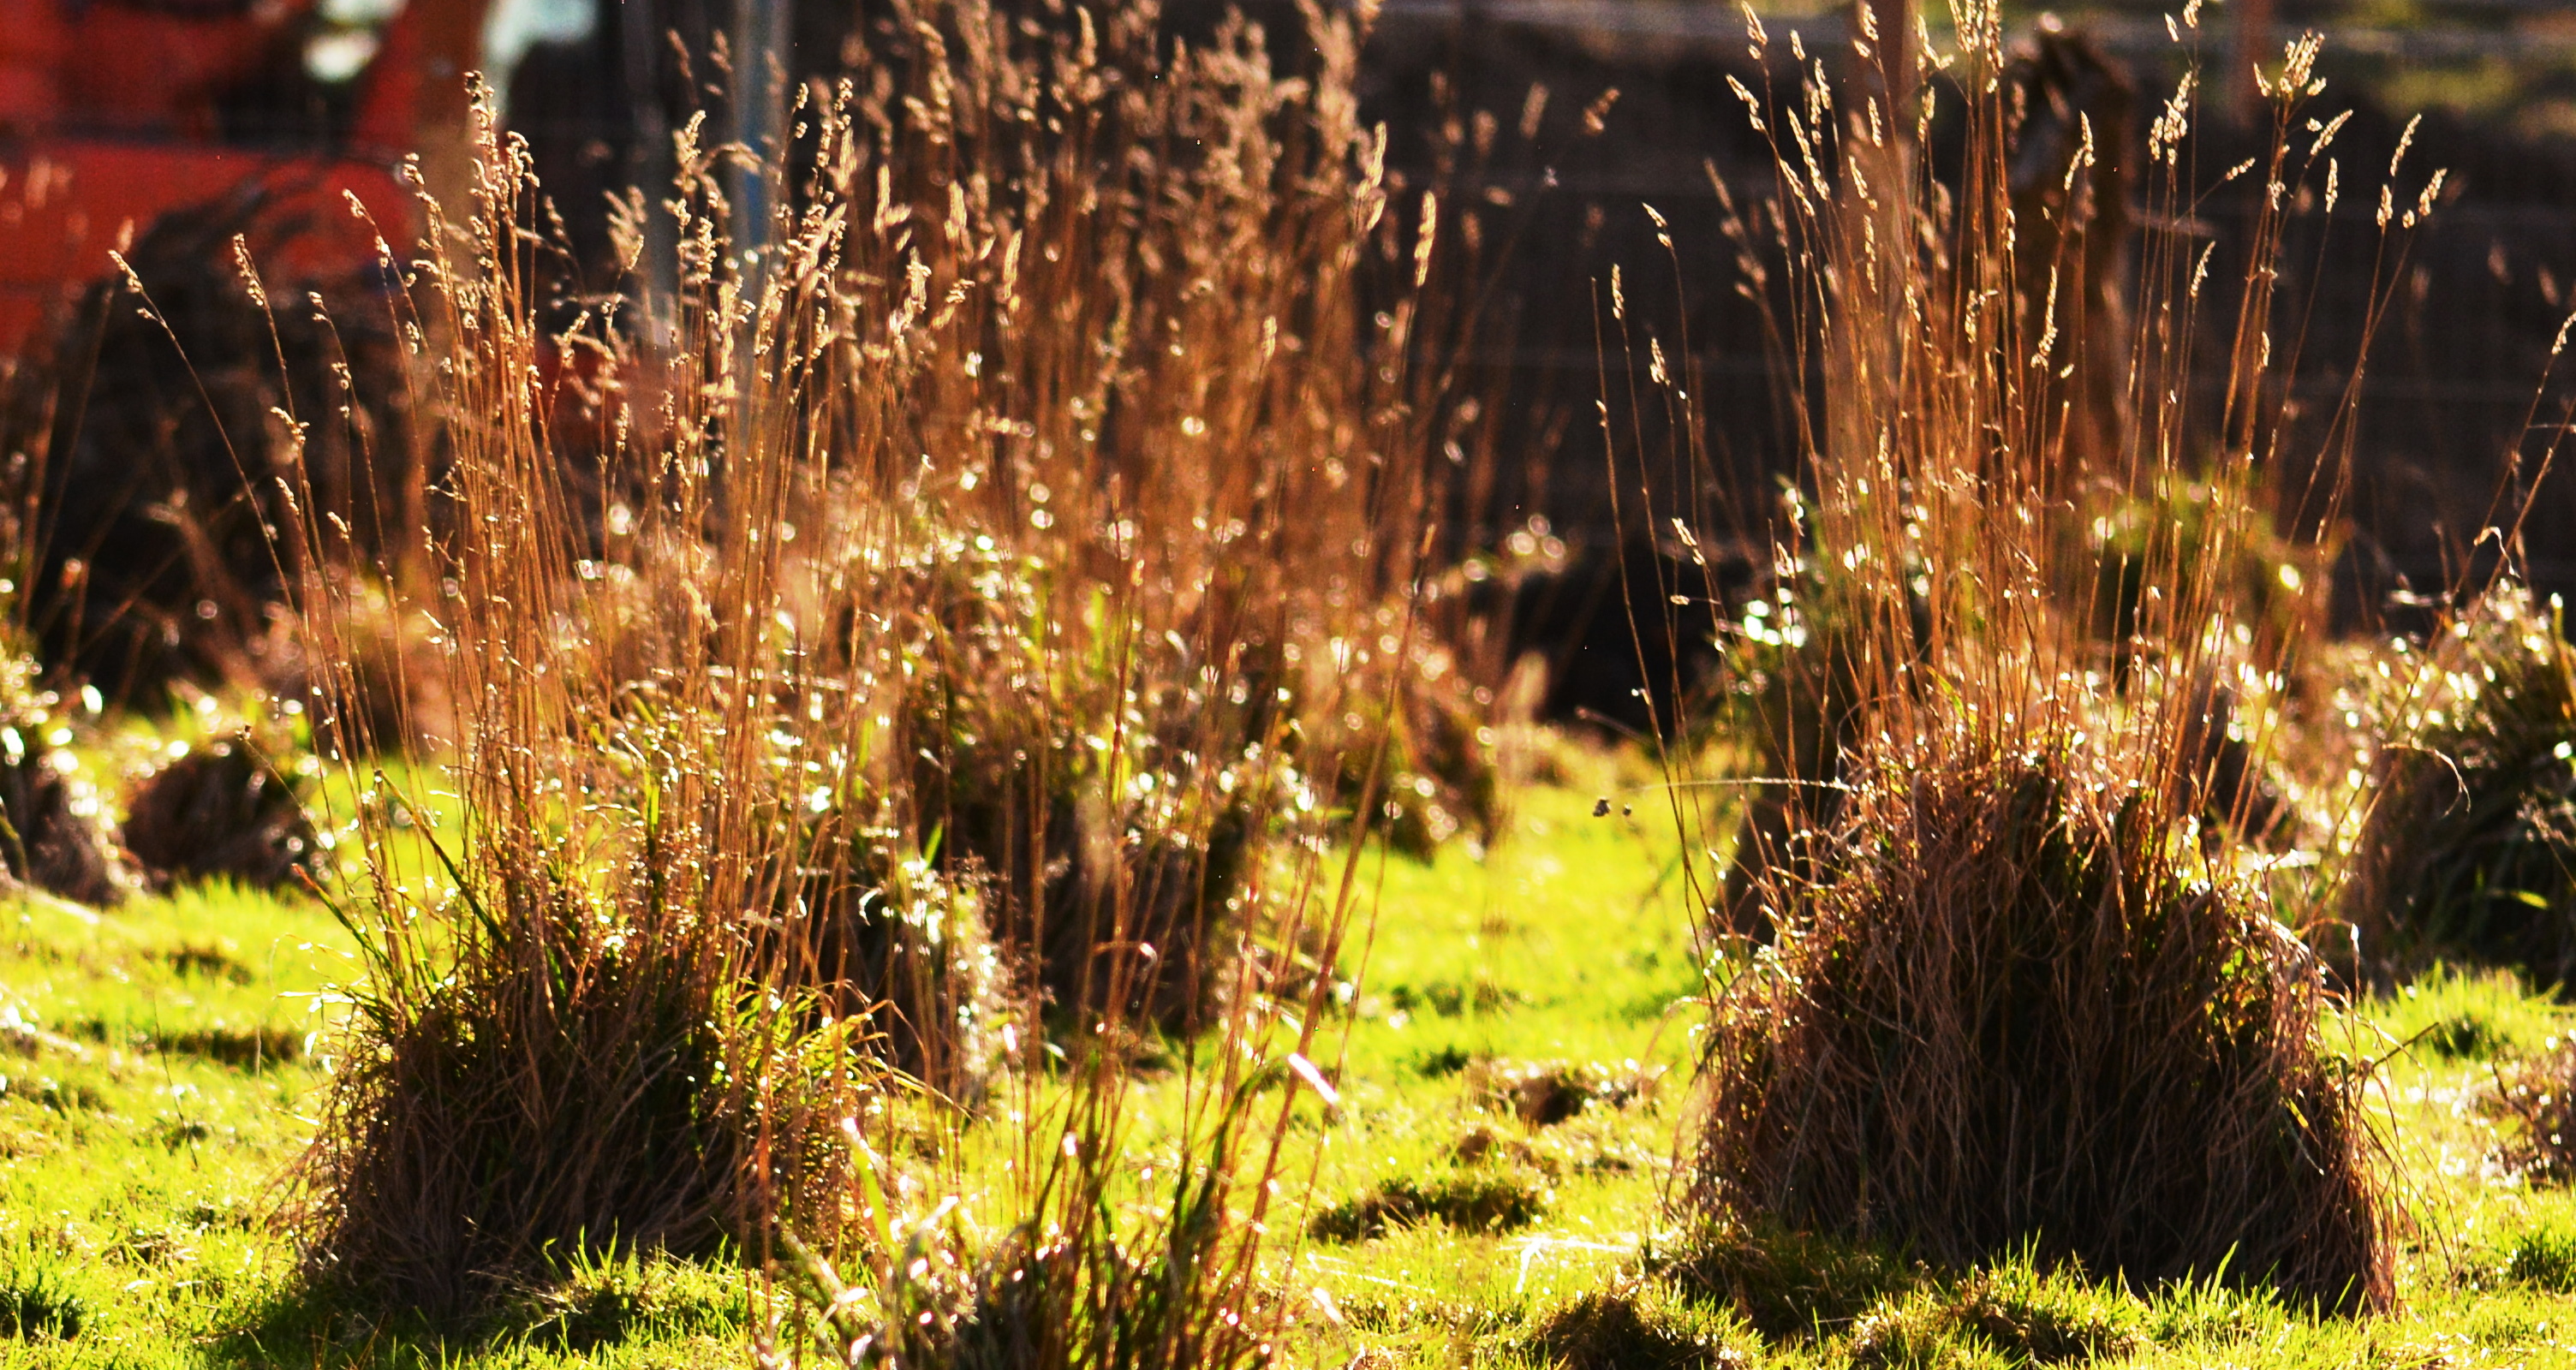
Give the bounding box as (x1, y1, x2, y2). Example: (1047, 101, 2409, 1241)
(10, 745, 2576, 1366)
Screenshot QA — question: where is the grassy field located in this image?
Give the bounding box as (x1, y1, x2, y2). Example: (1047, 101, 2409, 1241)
(4, 738, 2576, 1367)
(0, 0, 2566, 1361)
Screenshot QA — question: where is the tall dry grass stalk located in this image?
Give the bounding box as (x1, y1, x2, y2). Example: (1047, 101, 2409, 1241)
(276, 0, 1441, 1339)
(1673, 5, 2406, 1307)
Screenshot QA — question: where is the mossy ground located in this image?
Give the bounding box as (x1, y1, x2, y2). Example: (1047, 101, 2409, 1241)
(7, 742, 2576, 1365)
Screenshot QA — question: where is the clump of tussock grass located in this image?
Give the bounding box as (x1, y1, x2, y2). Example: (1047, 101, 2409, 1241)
(1846, 1260, 2145, 1368)
(6, 187, 418, 703)
(1710, 529, 1881, 936)
(260, 574, 454, 756)
(0, 658, 132, 907)
(2422, 1010, 2508, 1059)
(850, 535, 1276, 1038)
(2071, 462, 2336, 690)
(1452, 1117, 1652, 1178)
(2485, 1034, 2576, 1185)
(2341, 582, 2576, 986)
(1467, 1057, 1656, 1126)
(2496, 1221, 2576, 1290)
(494, 1246, 745, 1352)
(119, 730, 319, 891)
(279, 108, 863, 1318)
(1315, 611, 1506, 861)
(0, 1259, 86, 1341)
(1524, 1277, 1750, 1370)
(781, 822, 1010, 1100)
(1306, 1167, 1552, 1243)
(2369, 964, 2558, 1061)
(1672, 3, 2396, 1311)
(1657, 1223, 1913, 1340)
(292, 855, 833, 1316)
(1696, 733, 2389, 1307)
(774, 1084, 1315, 1367)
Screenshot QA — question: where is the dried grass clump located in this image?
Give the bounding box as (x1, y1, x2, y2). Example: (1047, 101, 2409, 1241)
(0, 662, 132, 907)
(856, 538, 1276, 1038)
(1846, 1261, 2144, 1369)
(1713, 539, 1881, 936)
(285, 111, 856, 1316)
(2498, 1222, 2576, 1290)
(1467, 1057, 1653, 1126)
(1674, 0, 2399, 1312)
(1694, 736, 2389, 1309)
(0, 1260, 86, 1341)
(783, 815, 1011, 1102)
(120, 733, 319, 890)
(1524, 1278, 1750, 1370)
(2072, 465, 2335, 687)
(295, 871, 820, 1318)
(2342, 583, 2576, 984)
(778, 1151, 1291, 1369)
(1306, 1168, 1550, 1242)
(1661, 1223, 1912, 1341)
(2488, 1035, 2576, 1185)
(260, 575, 455, 757)
(1313, 610, 1505, 860)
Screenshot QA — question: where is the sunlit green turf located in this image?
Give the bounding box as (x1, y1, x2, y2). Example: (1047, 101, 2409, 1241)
(15, 742, 2576, 1365)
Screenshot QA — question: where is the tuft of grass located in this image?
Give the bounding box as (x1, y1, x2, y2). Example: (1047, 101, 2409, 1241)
(0, 1257, 86, 1341)
(2368, 964, 2563, 1063)
(1660, 1223, 1916, 1341)
(1840, 1260, 2145, 1368)
(1523, 1278, 1748, 1370)
(1467, 1057, 1655, 1126)
(2488, 1037, 2576, 1186)
(264, 573, 455, 757)
(1412, 1044, 1477, 1077)
(494, 1246, 745, 1352)
(119, 730, 320, 891)
(2344, 583, 2576, 986)
(1936, 1262, 2145, 1365)
(278, 99, 861, 1318)
(2496, 1222, 2576, 1292)
(2496, 1221, 2576, 1294)
(2424, 1011, 2511, 1060)
(1667, 0, 2397, 1317)
(788, 834, 1010, 1100)
(1309, 1169, 1553, 1243)
(1696, 747, 2391, 1308)
(0, 655, 133, 907)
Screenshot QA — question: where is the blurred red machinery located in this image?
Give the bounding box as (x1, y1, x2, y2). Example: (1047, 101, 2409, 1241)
(0, 0, 490, 357)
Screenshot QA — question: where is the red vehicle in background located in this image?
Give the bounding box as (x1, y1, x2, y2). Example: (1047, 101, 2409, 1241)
(0, 0, 492, 357)
(0, 0, 506, 696)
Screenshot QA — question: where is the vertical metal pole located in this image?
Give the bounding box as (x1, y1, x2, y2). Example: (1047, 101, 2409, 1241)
(732, 0, 790, 293)
(619, 0, 678, 348)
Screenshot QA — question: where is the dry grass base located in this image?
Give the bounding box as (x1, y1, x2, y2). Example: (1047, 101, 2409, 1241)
(1693, 738, 2391, 1311)
(293, 878, 811, 1319)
